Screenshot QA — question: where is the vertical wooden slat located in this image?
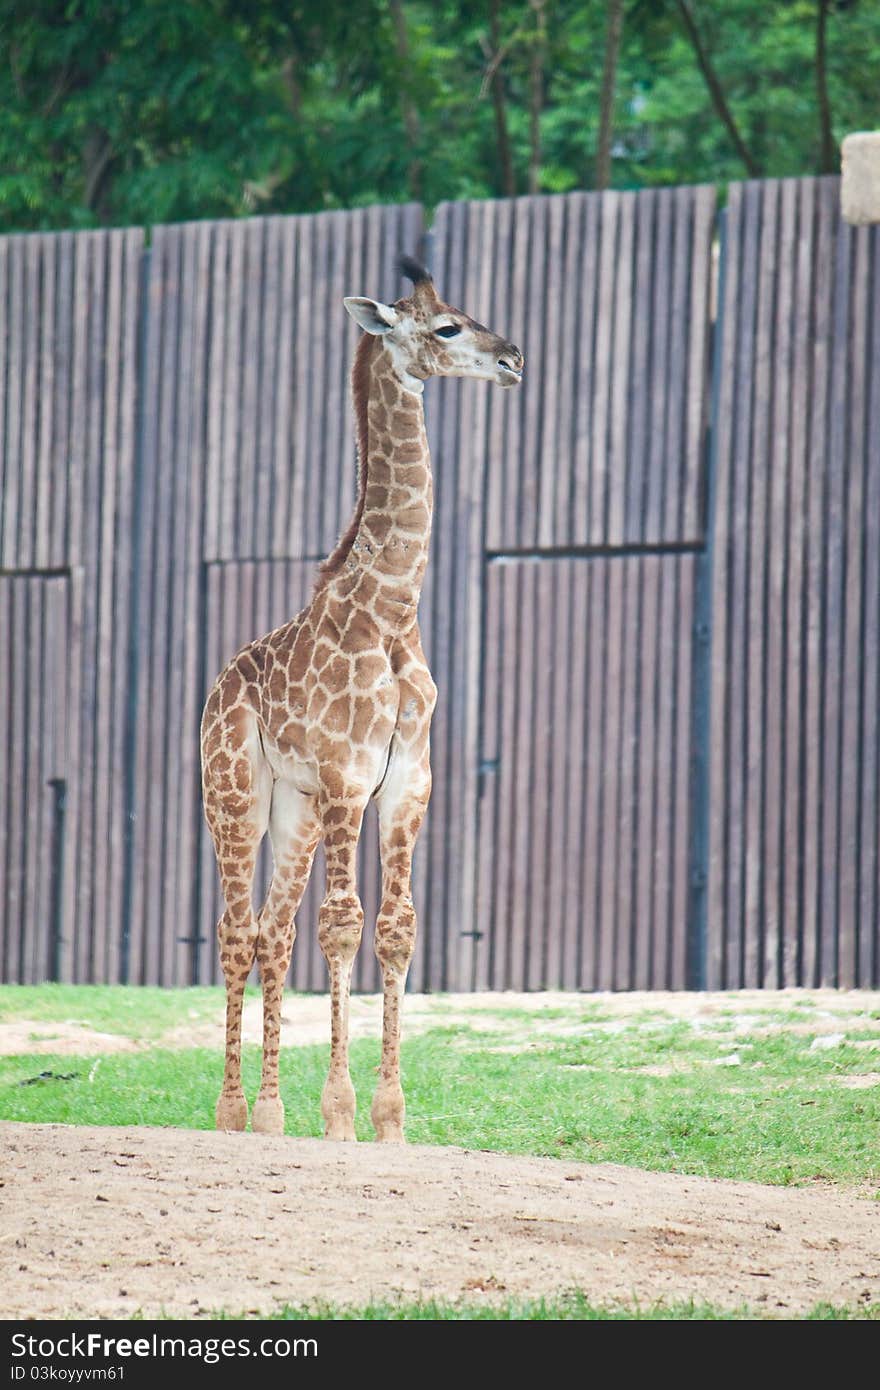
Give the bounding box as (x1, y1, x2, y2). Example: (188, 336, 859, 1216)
(838, 223, 869, 988)
(535, 199, 562, 548)
(203, 222, 227, 563)
(270, 220, 296, 558)
(545, 560, 573, 987)
(422, 201, 463, 991)
(800, 184, 831, 986)
(2, 238, 24, 566)
(743, 180, 776, 987)
(615, 556, 639, 986)
(634, 556, 659, 987)
(653, 552, 677, 987)
(23, 582, 43, 977)
(644, 190, 673, 548)
(627, 192, 654, 543)
(662, 190, 690, 543)
(0, 239, 8, 559)
(19, 236, 40, 569)
(472, 562, 499, 992)
(91, 229, 121, 983)
(489, 561, 520, 988)
(683, 185, 715, 541)
(571, 195, 599, 544)
(127, 237, 159, 984)
(176, 224, 211, 983)
(551, 200, 578, 545)
(781, 179, 813, 986)
(607, 197, 634, 548)
(238, 221, 263, 558)
(819, 192, 850, 986)
(79, 233, 105, 980)
(858, 229, 880, 986)
(579, 559, 605, 989)
(670, 558, 695, 988)
(561, 559, 588, 989)
(448, 197, 493, 990)
(6, 581, 28, 979)
(590, 194, 619, 547)
(526, 559, 556, 988)
(51, 234, 74, 567)
(0, 581, 11, 979)
(761, 183, 792, 988)
(162, 224, 197, 986)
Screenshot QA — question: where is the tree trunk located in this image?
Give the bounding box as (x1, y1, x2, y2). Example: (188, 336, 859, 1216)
(83, 128, 114, 216)
(528, 0, 546, 196)
(487, 0, 516, 197)
(816, 0, 836, 174)
(675, 0, 760, 178)
(388, 0, 423, 201)
(595, 0, 624, 190)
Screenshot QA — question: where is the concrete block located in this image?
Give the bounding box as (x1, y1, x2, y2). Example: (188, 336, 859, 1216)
(841, 131, 880, 225)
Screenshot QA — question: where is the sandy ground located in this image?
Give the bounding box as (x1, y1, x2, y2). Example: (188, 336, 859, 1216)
(1, 991, 879, 1319)
(1, 1123, 878, 1319)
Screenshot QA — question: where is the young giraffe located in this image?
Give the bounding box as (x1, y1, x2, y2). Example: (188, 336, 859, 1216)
(201, 256, 523, 1142)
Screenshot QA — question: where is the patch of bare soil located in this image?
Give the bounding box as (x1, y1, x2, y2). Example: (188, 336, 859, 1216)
(0, 1023, 141, 1058)
(5, 987, 878, 1058)
(1, 1122, 878, 1319)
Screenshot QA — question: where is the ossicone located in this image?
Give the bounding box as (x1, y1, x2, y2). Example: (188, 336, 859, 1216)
(398, 253, 433, 286)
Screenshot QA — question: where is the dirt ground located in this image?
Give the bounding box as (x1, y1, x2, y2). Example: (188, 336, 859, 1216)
(2, 1123, 879, 1319)
(1, 991, 879, 1319)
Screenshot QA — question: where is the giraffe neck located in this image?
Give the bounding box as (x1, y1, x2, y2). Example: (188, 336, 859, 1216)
(322, 336, 433, 626)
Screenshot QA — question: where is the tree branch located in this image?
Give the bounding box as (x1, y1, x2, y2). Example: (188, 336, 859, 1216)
(675, 0, 760, 178)
(83, 129, 114, 213)
(484, 0, 516, 197)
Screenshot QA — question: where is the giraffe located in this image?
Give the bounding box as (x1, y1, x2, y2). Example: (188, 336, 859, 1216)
(200, 255, 523, 1143)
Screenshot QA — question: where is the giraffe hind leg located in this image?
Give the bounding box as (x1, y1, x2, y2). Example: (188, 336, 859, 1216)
(202, 699, 272, 1132)
(251, 780, 320, 1136)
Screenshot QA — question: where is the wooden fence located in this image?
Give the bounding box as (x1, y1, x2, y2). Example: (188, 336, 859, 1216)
(0, 178, 877, 989)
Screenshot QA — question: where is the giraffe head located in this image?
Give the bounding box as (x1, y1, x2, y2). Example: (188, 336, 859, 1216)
(343, 255, 524, 392)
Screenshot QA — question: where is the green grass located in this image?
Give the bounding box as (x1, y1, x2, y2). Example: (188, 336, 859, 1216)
(1, 986, 878, 1187)
(258, 1295, 880, 1320)
(0, 983, 237, 1040)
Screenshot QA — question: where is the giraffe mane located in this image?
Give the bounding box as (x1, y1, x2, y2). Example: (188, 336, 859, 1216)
(316, 331, 376, 587)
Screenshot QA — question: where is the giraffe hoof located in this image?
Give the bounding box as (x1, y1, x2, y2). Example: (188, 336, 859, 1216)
(373, 1124, 406, 1144)
(215, 1094, 248, 1132)
(252, 1096, 285, 1136)
(323, 1119, 357, 1142)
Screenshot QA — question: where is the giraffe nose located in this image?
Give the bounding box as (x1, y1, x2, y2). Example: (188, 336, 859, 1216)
(497, 346, 524, 379)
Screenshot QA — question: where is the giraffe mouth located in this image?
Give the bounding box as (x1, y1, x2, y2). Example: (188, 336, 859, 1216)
(497, 358, 523, 386)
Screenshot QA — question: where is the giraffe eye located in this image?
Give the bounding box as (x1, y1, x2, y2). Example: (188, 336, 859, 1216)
(434, 324, 461, 339)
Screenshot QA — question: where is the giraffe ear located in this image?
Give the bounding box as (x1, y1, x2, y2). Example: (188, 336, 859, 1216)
(343, 296, 400, 335)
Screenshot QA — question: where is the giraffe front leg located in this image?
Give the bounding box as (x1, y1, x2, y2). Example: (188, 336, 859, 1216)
(318, 781, 369, 1141)
(372, 745, 431, 1143)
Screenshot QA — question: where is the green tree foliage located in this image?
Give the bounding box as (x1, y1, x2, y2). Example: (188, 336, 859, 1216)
(0, 0, 877, 232)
